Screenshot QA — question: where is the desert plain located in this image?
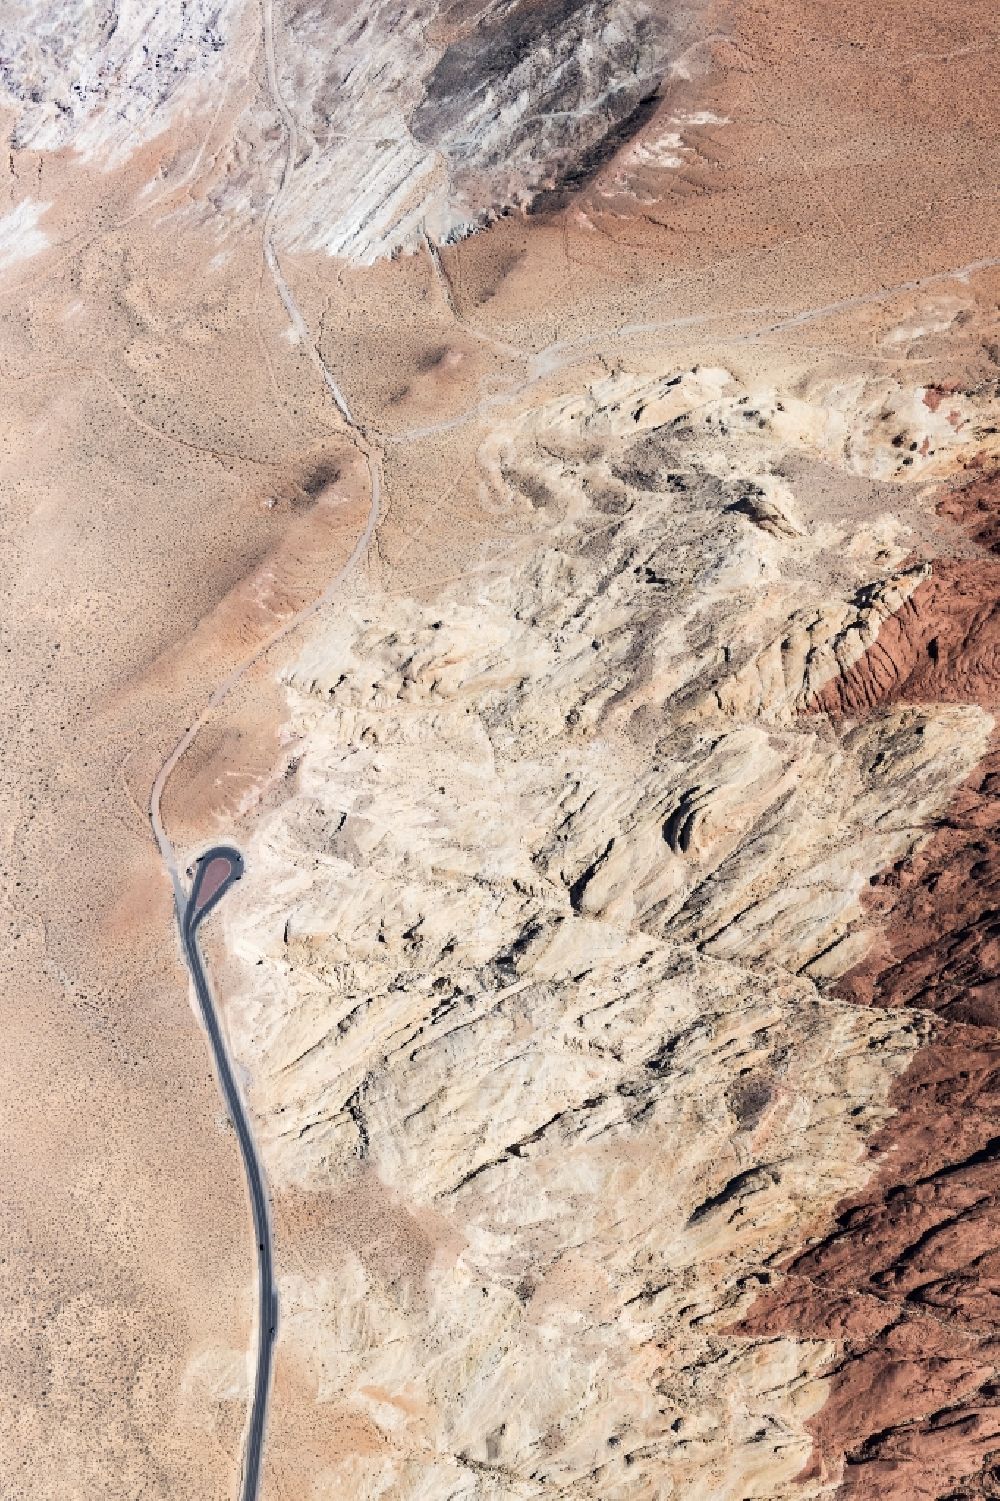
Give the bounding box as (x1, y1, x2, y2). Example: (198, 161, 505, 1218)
(1, 0, 999, 1497)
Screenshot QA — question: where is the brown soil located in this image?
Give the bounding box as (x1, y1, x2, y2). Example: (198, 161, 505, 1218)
(743, 470, 1000, 1498)
(195, 857, 235, 913)
(3, 0, 998, 1490)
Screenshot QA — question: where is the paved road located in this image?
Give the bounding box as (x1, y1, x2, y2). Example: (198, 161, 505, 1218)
(182, 848, 276, 1501)
(147, 7, 381, 1495)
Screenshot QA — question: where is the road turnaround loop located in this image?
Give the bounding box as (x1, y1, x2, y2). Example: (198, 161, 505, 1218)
(146, 4, 381, 1491)
(182, 848, 277, 1501)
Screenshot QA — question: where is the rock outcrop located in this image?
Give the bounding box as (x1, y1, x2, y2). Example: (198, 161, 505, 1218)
(4, 0, 998, 1493)
(0, 0, 710, 263)
(745, 468, 1000, 1499)
(220, 369, 998, 1497)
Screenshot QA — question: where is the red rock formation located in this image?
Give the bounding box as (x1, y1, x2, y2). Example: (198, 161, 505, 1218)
(743, 471, 1000, 1498)
(939, 466, 1000, 558)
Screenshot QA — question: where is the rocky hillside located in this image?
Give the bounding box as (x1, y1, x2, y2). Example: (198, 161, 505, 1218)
(218, 362, 1000, 1497)
(0, 0, 707, 262)
(3, 0, 998, 1497)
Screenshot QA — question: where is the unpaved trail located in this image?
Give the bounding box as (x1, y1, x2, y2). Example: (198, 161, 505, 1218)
(144, 7, 999, 1491)
(150, 0, 382, 897)
(148, 3, 381, 1497)
(390, 254, 1000, 444)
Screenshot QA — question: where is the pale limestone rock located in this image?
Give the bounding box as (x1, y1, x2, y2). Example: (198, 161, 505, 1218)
(0, 0, 239, 163)
(0, 198, 51, 272)
(0, 0, 696, 263)
(218, 363, 990, 1497)
(181, 1347, 250, 1406)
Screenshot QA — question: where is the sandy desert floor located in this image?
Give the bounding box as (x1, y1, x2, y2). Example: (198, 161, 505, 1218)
(1, 0, 998, 1497)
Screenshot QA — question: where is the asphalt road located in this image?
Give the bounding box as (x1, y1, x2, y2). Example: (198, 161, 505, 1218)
(182, 847, 276, 1501)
